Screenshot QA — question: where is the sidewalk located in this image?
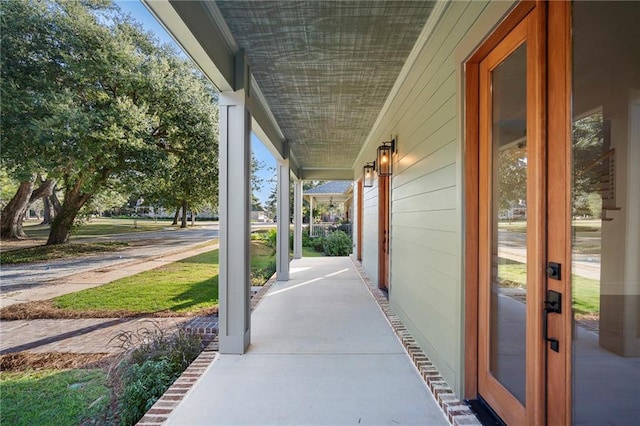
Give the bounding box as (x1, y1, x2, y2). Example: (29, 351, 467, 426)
(158, 257, 450, 425)
(1, 242, 218, 308)
(0, 243, 219, 355)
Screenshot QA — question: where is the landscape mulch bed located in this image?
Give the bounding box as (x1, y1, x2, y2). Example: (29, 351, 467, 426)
(0, 352, 115, 372)
(0, 300, 217, 321)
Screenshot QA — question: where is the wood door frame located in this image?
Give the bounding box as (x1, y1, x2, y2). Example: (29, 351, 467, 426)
(357, 179, 363, 261)
(546, 1, 572, 424)
(378, 175, 390, 289)
(464, 1, 547, 424)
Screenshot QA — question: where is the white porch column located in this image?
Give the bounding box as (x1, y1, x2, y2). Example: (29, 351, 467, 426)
(218, 55, 251, 354)
(293, 179, 303, 259)
(309, 196, 315, 236)
(276, 159, 290, 281)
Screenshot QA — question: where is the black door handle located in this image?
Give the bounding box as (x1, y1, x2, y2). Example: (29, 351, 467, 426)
(543, 290, 562, 352)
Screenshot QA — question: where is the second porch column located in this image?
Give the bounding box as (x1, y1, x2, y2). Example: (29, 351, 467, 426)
(293, 179, 303, 259)
(218, 58, 251, 354)
(276, 159, 290, 281)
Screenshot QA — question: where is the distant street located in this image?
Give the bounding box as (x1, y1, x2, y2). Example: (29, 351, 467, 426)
(498, 227, 601, 280)
(0, 225, 218, 292)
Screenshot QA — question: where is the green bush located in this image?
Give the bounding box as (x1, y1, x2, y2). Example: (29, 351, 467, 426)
(113, 323, 203, 425)
(302, 227, 312, 247)
(266, 228, 277, 252)
(311, 236, 325, 252)
(322, 230, 352, 256)
(117, 359, 174, 426)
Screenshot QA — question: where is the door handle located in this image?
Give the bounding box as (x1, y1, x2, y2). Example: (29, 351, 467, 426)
(543, 289, 562, 352)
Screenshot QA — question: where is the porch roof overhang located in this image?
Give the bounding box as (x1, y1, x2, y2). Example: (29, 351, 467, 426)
(143, 0, 441, 181)
(304, 180, 353, 204)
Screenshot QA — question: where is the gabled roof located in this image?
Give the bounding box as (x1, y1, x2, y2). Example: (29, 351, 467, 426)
(305, 181, 352, 195)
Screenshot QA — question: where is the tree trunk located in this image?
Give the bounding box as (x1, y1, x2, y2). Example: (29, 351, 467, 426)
(180, 200, 188, 228)
(191, 211, 195, 226)
(0, 176, 36, 240)
(46, 184, 92, 245)
(172, 206, 180, 225)
(42, 196, 54, 225)
(50, 190, 62, 215)
(23, 178, 56, 226)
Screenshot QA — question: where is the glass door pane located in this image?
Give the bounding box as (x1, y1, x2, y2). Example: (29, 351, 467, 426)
(571, 1, 640, 424)
(490, 43, 528, 405)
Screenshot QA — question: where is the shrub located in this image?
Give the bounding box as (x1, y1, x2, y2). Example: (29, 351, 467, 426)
(311, 236, 325, 252)
(322, 230, 352, 256)
(266, 228, 277, 252)
(302, 227, 312, 247)
(111, 322, 203, 425)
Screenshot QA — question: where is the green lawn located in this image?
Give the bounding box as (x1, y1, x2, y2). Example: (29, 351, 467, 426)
(19, 217, 179, 241)
(53, 250, 220, 314)
(0, 369, 110, 426)
(52, 242, 275, 314)
(1, 241, 128, 264)
(303, 246, 325, 257)
(498, 259, 600, 317)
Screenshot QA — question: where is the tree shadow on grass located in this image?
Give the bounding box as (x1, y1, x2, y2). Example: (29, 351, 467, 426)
(169, 276, 219, 313)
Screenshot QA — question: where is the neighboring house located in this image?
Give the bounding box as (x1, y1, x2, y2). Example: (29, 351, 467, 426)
(304, 181, 353, 235)
(146, 1, 639, 424)
(250, 205, 266, 222)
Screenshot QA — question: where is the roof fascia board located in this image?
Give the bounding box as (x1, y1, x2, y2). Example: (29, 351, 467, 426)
(354, 0, 450, 168)
(143, 0, 234, 91)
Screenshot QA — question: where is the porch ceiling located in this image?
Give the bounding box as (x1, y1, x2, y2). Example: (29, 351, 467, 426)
(146, 1, 435, 178)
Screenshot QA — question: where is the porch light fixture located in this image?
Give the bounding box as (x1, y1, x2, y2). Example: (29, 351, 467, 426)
(363, 161, 375, 187)
(376, 138, 396, 177)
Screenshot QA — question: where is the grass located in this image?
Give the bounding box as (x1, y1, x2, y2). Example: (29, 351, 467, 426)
(497, 259, 600, 317)
(53, 250, 220, 314)
(18, 217, 178, 241)
(0, 369, 110, 426)
(250, 242, 277, 285)
(50, 242, 275, 315)
(571, 275, 600, 317)
(1, 241, 128, 264)
(303, 246, 325, 257)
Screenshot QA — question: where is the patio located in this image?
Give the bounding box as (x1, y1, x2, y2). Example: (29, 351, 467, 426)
(159, 257, 450, 425)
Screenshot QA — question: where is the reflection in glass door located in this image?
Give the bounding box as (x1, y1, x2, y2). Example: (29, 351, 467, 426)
(489, 43, 528, 405)
(477, 13, 539, 424)
(571, 1, 640, 424)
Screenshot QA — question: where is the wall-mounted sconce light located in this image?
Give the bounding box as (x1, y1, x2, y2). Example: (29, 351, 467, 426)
(363, 161, 375, 187)
(376, 138, 396, 177)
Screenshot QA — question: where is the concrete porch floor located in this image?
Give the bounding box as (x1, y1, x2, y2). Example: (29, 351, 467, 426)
(165, 257, 449, 425)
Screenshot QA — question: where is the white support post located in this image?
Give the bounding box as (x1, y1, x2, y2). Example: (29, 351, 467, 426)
(218, 54, 251, 355)
(276, 160, 290, 281)
(294, 179, 303, 259)
(309, 196, 315, 236)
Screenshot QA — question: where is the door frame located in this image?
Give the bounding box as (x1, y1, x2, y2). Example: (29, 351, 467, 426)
(463, 0, 572, 424)
(357, 178, 363, 261)
(545, 1, 572, 424)
(378, 175, 390, 289)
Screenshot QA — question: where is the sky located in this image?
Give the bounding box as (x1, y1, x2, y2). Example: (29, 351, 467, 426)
(115, 1, 277, 205)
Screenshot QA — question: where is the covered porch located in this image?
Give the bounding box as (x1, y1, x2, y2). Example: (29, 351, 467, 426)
(142, 257, 463, 425)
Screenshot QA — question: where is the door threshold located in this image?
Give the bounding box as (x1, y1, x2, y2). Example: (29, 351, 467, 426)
(464, 398, 506, 426)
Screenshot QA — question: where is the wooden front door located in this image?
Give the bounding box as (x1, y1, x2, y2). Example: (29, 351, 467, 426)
(468, 1, 640, 424)
(469, 2, 549, 424)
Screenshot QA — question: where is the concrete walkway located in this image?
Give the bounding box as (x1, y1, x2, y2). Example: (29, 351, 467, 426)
(165, 257, 448, 425)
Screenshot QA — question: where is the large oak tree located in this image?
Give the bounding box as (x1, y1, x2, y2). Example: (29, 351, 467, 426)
(1, 1, 218, 243)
